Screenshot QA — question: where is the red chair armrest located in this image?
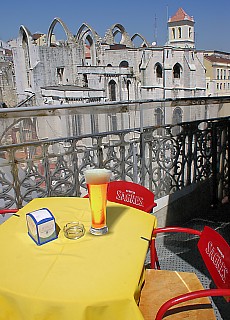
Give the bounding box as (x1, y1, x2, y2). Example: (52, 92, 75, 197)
(155, 288, 230, 320)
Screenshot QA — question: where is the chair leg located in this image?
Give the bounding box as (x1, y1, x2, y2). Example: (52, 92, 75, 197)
(150, 239, 160, 269)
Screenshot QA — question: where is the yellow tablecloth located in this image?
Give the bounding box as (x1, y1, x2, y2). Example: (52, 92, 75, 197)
(0, 197, 157, 320)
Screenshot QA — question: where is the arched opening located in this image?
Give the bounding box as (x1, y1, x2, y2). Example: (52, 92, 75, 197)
(109, 80, 117, 101)
(155, 107, 164, 135)
(83, 33, 97, 65)
(47, 18, 74, 47)
(155, 108, 164, 126)
(127, 80, 131, 100)
(173, 63, 181, 79)
(172, 107, 182, 135)
(178, 27, 182, 38)
(131, 33, 149, 47)
(119, 61, 129, 68)
(155, 63, 163, 78)
(113, 29, 122, 44)
(172, 28, 175, 39)
(76, 23, 98, 65)
(172, 107, 182, 124)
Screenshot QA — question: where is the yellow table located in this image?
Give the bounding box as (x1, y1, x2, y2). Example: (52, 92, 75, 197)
(0, 197, 156, 320)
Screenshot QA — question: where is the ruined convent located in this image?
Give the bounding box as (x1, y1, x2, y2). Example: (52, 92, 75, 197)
(11, 8, 206, 108)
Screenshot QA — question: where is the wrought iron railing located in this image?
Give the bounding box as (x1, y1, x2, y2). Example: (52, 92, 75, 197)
(0, 117, 229, 210)
(0, 98, 229, 209)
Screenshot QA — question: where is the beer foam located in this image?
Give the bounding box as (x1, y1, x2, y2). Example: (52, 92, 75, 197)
(84, 169, 111, 184)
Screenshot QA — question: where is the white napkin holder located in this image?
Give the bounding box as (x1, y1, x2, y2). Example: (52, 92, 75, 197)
(26, 208, 57, 245)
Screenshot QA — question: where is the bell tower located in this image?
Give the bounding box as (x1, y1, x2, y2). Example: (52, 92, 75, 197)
(167, 8, 195, 48)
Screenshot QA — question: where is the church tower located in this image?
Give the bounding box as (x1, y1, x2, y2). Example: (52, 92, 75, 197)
(167, 8, 195, 48)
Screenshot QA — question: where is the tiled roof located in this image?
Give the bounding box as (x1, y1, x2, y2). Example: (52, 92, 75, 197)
(169, 7, 194, 22)
(204, 55, 230, 64)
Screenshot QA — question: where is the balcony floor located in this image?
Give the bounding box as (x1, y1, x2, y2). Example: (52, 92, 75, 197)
(145, 202, 230, 320)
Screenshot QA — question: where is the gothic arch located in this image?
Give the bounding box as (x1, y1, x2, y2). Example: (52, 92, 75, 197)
(75, 23, 101, 65)
(47, 17, 75, 47)
(18, 25, 33, 87)
(173, 63, 182, 78)
(131, 33, 150, 47)
(155, 63, 163, 78)
(104, 23, 133, 47)
(75, 23, 101, 43)
(19, 25, 33, 44)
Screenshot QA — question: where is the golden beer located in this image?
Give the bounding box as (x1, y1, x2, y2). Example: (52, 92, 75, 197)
(84, 169, 111, 235)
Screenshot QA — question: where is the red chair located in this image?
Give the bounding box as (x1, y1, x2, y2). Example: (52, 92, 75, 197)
(139, 226, 230, 320)
(107, 180, 157, 213)
(0, 209, 19, 214)
(83, 180, 157, 213)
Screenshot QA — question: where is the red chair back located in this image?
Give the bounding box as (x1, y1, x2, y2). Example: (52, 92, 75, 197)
(198, 226, 230, 300)
(107, 180, 157, 213)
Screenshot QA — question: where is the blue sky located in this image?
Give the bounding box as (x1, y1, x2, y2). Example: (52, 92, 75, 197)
(1, 0, 230, 52)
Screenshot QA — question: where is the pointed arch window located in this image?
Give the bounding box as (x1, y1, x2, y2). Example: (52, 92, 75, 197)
(127, 80, 131, 100)
(155, 108, 164, 135)
(172, 107, 182, 124)
(155, 108, 164, 125)
(109, 80, 117, 101)
(173, 63, 181, 79)
(155, 63, 163, 78)
(172, 107, 182, 135)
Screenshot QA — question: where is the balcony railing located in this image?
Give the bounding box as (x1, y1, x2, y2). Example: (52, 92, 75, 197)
(0, 98, 229, 209)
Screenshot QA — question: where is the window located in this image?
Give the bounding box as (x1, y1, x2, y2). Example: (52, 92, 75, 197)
(110, 114, 117, 131)
(109, 80, 116, 101)
(224, 70, 226, 80)
(172, 28, 175, 39)
(173, 63, 181, 79)
(155, 108, 163, 126)
(155, 63, 162, 78)
(178, 27, 182, 38)
(90, 114, 99, 134)
(119, 61, 129, 68)
(172, 108, 182, 124)
(127, 80, 131, 100)
(57, 67, 64, 84)
(155, 108, 164, 135)
(217, 69, 220, 80)
(189, 27, 192, 38)
(83, 74, 88, 87)
(172, 107, 182, 135)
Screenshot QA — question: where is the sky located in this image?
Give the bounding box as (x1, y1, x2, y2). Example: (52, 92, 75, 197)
(1, 0, 230, 52)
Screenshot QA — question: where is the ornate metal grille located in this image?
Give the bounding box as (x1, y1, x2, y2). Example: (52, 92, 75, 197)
(0, 117, 229, 209)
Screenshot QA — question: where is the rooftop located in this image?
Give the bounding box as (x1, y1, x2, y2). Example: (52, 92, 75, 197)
(168, 7, 194, 23)
(204, 54, 230, 64)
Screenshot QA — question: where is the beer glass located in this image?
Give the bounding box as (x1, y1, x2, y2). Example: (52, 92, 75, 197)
(84, 168, 111, 235)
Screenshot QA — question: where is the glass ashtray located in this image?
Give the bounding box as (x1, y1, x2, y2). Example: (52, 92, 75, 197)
(63, 222, 85, 240)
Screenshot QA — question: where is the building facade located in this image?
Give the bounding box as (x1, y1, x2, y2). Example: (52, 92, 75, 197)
(204, 51, 230, 97)
(11, 8, 206, 109)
